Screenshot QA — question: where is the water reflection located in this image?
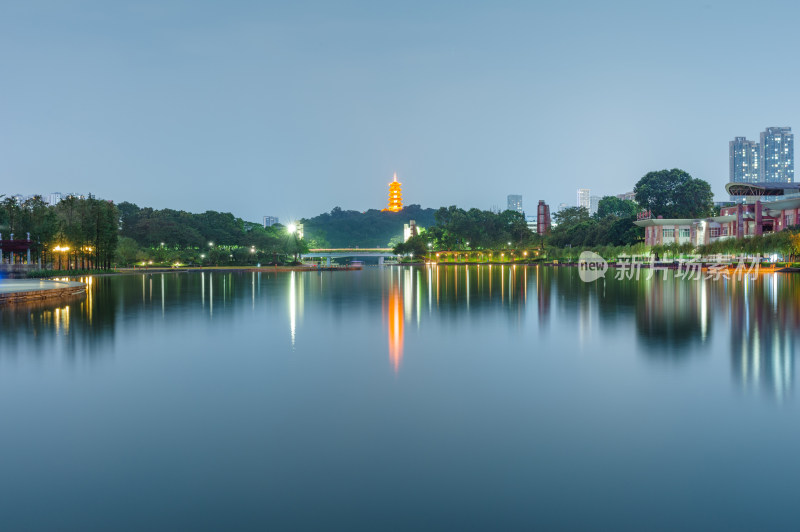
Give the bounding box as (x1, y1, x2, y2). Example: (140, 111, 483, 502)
(635, 272, 711, 352)
(0, 276, 115, 359)
(386, 280, 403, 372)
(729, 275, 798, 401)
(1, 267, 799, 401)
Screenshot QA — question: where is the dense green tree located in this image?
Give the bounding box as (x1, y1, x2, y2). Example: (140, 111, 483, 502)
(633, 169, 714, 219)
(546, 205, 643, 248)
(393, 234, 431, 257)
(596, 196, 638, 219)
(115, 236, 143, 266)
(0, 195, 119, 269)
(1, 197, 22, 234)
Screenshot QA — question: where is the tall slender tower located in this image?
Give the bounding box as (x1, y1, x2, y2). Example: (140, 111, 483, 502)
(382, 172, 403, 212)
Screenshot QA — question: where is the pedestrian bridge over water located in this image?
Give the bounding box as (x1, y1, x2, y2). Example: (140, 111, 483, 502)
(301, 248, 396, 265)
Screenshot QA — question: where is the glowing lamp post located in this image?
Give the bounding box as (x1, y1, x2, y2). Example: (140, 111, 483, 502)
(53, 245, 70, 270)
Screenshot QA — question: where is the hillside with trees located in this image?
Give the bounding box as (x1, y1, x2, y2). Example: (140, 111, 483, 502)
(115, 202, 306, 266)
(301, 204, 437, 248)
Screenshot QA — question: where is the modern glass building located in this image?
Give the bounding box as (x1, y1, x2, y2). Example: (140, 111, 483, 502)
(729, 136, 760, 184)
(759, 127, 793, 183)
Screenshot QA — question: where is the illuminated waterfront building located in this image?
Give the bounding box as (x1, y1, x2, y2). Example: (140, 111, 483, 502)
(382, 172, 403, 212)
(636, 182, 800, 245)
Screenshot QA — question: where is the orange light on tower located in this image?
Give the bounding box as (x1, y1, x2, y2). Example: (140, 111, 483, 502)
(382, 172, 403, 212)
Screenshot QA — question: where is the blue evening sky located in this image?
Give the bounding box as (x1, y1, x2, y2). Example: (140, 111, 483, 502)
(1, 0, 797, 222)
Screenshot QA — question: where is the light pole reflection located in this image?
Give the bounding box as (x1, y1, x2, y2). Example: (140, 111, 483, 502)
(290, 271, 297, 347)
(288, 271, 304, 348)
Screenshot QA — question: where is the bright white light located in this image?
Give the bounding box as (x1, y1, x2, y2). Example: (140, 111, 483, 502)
(287, 223, 297, 234)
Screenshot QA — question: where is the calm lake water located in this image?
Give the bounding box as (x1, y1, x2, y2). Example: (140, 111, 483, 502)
(1, 266, 798, 531)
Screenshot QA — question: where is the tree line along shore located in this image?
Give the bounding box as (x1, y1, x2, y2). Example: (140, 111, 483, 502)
(4, 169, 800, 274)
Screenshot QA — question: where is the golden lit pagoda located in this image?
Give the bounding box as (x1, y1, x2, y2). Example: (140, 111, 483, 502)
(382, 172, 403, 212)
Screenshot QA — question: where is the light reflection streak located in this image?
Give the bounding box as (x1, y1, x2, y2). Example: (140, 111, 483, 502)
(416, 269, 422, 327)
(404, 268, 412, 322)
(501, 265, 504, 302)
(428, 266, 432, 312)
(466, 265, 470, 309)
(387, 282, 404, 372)
(700, 280, 707, 340)
(290, 271, 296, 346)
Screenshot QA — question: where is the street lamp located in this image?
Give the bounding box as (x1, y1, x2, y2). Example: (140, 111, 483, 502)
(53, 245, 70, 270)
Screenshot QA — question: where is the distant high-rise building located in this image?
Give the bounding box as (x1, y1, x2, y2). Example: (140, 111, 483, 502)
(577, 188, 591, 210)
(589, 195, 600, 216)
(729, 137, 760, 184)
(507, 194, 523, 214)
(759, 127, 794, 183)
(536, 200, 551, 235)
(526, 215, 537, 233)
(616, 191, 636, 202)
(382, 172, 403, 212)
(44, 192, 64, 206)
(403, 220, 419, 242)
(263, 216, 279, 228)
(557, 202, 568, 212)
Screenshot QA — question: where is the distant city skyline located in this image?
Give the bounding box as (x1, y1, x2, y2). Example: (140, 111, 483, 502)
(730, 127, 794, 186)
(4, 2, 800, 223)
